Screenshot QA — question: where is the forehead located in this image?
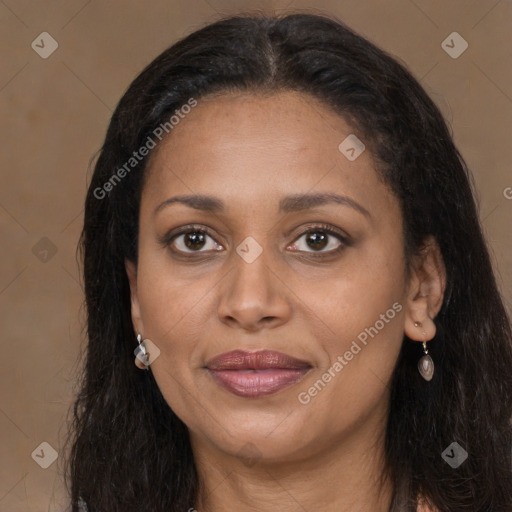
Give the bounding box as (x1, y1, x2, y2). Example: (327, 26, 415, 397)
(141, 90, 396, 221)
(148, 91, 359, 171)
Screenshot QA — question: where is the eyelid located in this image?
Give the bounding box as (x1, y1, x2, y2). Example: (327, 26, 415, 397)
(158, 224, 222, 250)
(288, 223, 351, 244)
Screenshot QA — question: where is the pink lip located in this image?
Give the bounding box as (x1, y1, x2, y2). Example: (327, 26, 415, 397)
(205, 350, 311, 398)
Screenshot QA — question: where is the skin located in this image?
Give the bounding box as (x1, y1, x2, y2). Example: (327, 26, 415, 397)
(126, 90, 446, 512)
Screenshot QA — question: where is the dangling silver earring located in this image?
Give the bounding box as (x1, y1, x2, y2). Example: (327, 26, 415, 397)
(134, 333, 149, 370)
(415, 322, 434, 381)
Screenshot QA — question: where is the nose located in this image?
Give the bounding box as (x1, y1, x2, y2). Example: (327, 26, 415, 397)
(216, 249, 292, 332)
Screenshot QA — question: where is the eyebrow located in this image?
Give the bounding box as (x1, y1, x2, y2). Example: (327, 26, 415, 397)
(153, 192, 371, 219)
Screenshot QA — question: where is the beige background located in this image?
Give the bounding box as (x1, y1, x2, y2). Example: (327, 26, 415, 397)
(0, 0, 511, 510)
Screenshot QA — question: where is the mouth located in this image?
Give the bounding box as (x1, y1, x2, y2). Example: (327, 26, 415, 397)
(205, 350, 312, 398)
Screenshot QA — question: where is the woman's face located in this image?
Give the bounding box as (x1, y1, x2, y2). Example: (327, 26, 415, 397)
(127, 90, 411, 464)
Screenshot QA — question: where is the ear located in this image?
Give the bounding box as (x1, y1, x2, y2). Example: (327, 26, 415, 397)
(125, 258, 144, 335)
(404, 235, 446, 342)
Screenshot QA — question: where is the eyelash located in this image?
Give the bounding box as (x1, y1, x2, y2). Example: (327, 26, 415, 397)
(160, 223, 350, 258)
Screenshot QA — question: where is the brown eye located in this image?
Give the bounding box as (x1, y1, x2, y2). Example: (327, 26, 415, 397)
(167, 227, 223, 254)
(183, 231, 207, 251)
(288, 224, 348, 255)
(304, 231, 329, 251)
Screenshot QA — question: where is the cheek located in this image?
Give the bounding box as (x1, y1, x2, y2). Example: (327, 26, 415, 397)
(302, 238, 405, 346)
(135, 253, 224, 407)
(295, 240, 406, 407)
(137, 270, 206, 351)
(303, 277, 404, 394)
(136, 269, 210, 421)
(135, 235, 210, 327)
(292, 280, 404, 442)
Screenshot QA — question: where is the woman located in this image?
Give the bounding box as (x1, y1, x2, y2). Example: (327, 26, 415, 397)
(66, 13, 512, 512)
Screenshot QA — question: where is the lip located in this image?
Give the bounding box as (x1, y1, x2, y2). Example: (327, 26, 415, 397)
(205, 350, 312, 398)
(206, 350, 311, 371)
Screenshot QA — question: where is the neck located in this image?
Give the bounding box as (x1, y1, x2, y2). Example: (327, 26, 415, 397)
(191, 411, 393, 512)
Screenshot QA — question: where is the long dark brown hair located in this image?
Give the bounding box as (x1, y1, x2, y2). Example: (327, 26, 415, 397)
(65, 13, 512, 511)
